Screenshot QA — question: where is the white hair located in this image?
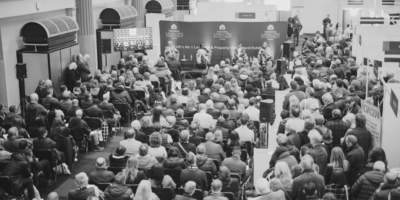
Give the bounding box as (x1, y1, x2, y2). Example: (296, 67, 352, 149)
(205, 100, 214, 108)
(255, 178, 270, 194)
(75, 172, 89, 188)
(308, 130, 322, 145)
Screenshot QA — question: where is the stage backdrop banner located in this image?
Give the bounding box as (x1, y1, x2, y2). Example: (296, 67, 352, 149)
(159, 21, 287, 64)
(361, 100, 382, 148)
(113, 28, 153, 51)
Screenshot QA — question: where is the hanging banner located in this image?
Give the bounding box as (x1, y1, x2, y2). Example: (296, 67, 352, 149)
(361, 100, 382, 148)
(159, 21, 288, 64)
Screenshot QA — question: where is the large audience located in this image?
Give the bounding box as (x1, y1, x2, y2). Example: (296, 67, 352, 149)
(0, 25, 399, 200)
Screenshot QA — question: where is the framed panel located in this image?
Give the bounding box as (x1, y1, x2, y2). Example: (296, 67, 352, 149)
(61, 47, 71, 89)
(49, 51, 62, 94)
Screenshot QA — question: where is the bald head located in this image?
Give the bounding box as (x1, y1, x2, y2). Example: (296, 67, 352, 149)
(76, 109, 83, 118)
(96, 157, 107, 168)
(46, 192, 59, 200)
(30, 93, 39, 102)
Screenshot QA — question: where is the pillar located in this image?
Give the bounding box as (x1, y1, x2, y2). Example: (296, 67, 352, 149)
(75, 0, 98, 71)
(374, 0, 383, 17)
(125, 0, 131, 5)
(132, 0, 146, 27)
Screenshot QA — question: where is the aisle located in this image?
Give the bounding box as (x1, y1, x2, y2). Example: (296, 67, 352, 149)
(42, 131, 126, 200)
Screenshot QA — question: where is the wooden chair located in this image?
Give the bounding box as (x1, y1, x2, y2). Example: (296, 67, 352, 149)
(152, 187, 175, 200)
(164, 169, 182, 187)
(107, 166, 124, 175)
(33, 149, 62, 182)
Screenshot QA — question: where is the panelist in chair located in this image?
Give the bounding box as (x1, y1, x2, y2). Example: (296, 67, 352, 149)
(196, 44, 211, 66)
(233, 42, 247, 64)
(165, 41, 180, 62)
(258, 42, 272, 65)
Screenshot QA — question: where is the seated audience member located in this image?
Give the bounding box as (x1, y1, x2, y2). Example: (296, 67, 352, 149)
(343, 135, 364, 187)
(80, 93, 93, 109)
(119, 128, 142, 156)
(243, 97, 260, 123)
(110, 84, 132, 106)
(291, 155, 325, 200)
(226, 99, 242, 122)
(104, 172, 134, 200)
(149, 163, 176, 189)
(46, 192, 59, 200)
(25, 93, 48, 129)
(172, 130, 196, 158)
(68, 172, 103, 200)
(33, 127, 65, 163)
(286, 107, 305, 133)
(0, 149, 35, 199)
(204, 179, 229, 200)
(210, 117, 230, 140)
(175, 181, 197, 200)
(60, 91, 73, 112)
(351, 161, 386, 200)
(308, 130, 328, 176)
(71, 109, 104, 151)
(284, 119, 302, 150)
(148, 132, 167, 158)
(196, 144, 217, 176)
(123, 156, 147, 184)
(254, 178, 285, 200)
(89, 157, 115, 184)
(137, 143, 158, 169)
(181, 152, 208, 191)
(374, 172, 400, 199)
(133, 180, 160, 200)
(175, 109, 189, 128)
(324, 168, 349, 200)
(203, 132, 226, 162)
(221, 146, 247, 181)
(270, 161, 294, 200)
(141, 116, 155, 136)
(131, 120, 148, 144)
(109, 146, 130, 168)
(42, 88, 60, 110)
(163, 146, 187, 170)
(3, 105, 23, 125)
(3, 127, 22, 153)
(219, 166, 240, 196)
(205, 99, 221, 120)
(98, 93, 121, 122)
(66, 99, 80, 118)
(188, 123, 202, 147)
(234, 117, 255, 143)
(193, 104, 215, 131)
(168, 94, 184, 111)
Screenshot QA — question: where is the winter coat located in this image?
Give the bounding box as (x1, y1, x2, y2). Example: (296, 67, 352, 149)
(345, 144, 365, 187)
(163, 157, 187, 170)
(196, 155, 217, 176)
(276, 152, 298, 170)
(0, 152, 31, 191)
(111, 87, 132, 105)
(342, 127, 372, 165)
(104, 183, 133, 200)
(351, 170, 384, 200)
(291, 169, 325, 200)
(310, 144, 328, 176)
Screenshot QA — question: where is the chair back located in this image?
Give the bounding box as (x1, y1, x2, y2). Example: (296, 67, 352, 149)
(205, 172, 213, 191)
(164, 169, 182, 187)
(32, 149, 57, 169)
(136, 90, 146, 100)
(0, 176, 14, 195)
(212, 159, 220, 172)
(96, 183, 111, 191)
(128, 184, 139, 194)
(222, 192, 235, 200)
(230, 173, 241, 183)
(151, 81, 160, 88)
(152, 187, 175, 200)
(177, 188, 203, 200)
(102, 110, 114, 119)
(240, 149, 248, 164)
(70, 127, 86, 141)
(107, 166, 124, 175)
(84, 117, 102, 130)
(0, 160, 9, 171)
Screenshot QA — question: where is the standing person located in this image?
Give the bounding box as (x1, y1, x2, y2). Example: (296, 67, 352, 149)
(322, 14, 331, 40)
(351, 161, 386, 200)
(293, 19, 303, 46)
(324, 169, 350, 200)
(324, 147, 349, 184)
(258, 42, 272, 65)
(344, 135, 364, 187)
(75, 54, 92, 82)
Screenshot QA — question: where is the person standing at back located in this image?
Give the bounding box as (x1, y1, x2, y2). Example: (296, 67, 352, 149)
(322, 14, 331, 40)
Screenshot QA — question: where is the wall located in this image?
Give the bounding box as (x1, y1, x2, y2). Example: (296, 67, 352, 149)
(0, 9, 72, 106)
(0, 0, 75, 19)
(145, 14, 167, 62)
(381, 84, 400, 169)
(352, 25, 400, 78)
(185, 2, 277, 22)
(302, 0, 340, 34)
(92, 0, 126, 70)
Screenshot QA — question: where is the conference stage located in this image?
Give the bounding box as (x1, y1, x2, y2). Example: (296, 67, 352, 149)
(159, 21, 288, 65)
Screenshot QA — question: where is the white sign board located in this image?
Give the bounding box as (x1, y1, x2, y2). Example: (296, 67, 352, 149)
(253, 148, 275, 186)
(361, 100, 382, 148)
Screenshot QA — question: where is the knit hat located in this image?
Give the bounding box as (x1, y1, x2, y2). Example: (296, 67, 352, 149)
(186, 152, 196, 165)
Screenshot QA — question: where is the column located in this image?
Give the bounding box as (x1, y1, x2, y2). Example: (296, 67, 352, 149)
(132, 0, 146, 27)
(75, 0, 98, 71)
(374, 0, 383, 17)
